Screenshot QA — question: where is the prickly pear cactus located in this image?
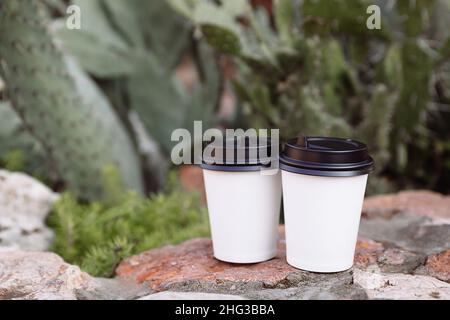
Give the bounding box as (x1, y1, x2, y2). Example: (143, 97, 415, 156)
(0, 0, 144, 200)
(54, 0, 223, 155)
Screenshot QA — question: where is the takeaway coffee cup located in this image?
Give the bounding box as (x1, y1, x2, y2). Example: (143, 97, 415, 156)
(201, 137, 281, 263)
(280, 136, 374, 272)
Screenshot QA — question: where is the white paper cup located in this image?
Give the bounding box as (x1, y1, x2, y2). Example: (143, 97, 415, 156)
(203, 169, 281, 263)
(201, 136, 281, 263)
(280, 136, 374, 273)
(282, 171, 368, 272)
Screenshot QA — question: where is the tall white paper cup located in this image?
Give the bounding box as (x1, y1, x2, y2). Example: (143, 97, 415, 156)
(203, 169, 281, 263)
(280, 136, 374, 273)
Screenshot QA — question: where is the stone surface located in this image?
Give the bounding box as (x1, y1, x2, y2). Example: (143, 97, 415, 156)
(354, 238, 385, 268)
(243, 271, 367, 300)
(360, 192, 450, 257)
(0, 170, 59, 251)
(415, 250, 450, 283)
(116, 230, 368, 300)
(0, 251, 93, 300)
(116, 236, 297, 292)
(0, 251, 149, 300)
(139, 292, 246, 300)
(354, 269, 450, 300)
(363, 190, 450, 220)
(355, 239, 426, 274)
(377, 248, 425, 274)
(1, 190, 448, 300)
(359, 212, 450, 255)
(116, 191, 450, 300)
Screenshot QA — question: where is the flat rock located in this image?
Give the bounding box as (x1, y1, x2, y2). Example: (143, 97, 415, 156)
(116, 235, 296, 292)
(0, 170, 58, 251)
(360, 191, 449, 255)
(0, 251, 93, 300)
(363, 190, 450, 220)
(414, 250, 450, 283)
(354, 269, 450, 300)
(139, 292, 246, 300)
(116, 229, 368, 300)
(359, 212, 450, 255)
(354, 238, 425, 274)
(0, 251, 149, 300)
(116, 191, 450, 299)
(2, 190, 446, 300)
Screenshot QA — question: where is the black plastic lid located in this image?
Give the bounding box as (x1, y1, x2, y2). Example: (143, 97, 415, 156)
(201, 136, 279, 172)
(280, 136, 374, 177)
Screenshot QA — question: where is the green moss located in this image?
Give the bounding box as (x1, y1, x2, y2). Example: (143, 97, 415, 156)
(48, 188, 210, 277)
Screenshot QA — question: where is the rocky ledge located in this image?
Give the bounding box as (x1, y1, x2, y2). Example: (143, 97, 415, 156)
(0, 184, 449, 300)
(116, 190, 450, 300)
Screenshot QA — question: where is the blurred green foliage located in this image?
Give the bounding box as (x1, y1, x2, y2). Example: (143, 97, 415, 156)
(54, 0, 223, 154)
(172, 0, 450, 194)
(0, 0, 449, 197)
(0, 0, 144, 200)
(0, 0, 448, 277)
(0, 0, 222, 200)
(48, 172, 209, 277)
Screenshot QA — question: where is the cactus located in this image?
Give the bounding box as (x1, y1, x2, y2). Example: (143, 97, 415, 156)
(0, 101, 49, 175)
(54, 0, 223, 154)
(0, 102, 21, 144)
(173, 0, 450, 193)
(0, 0, 144, 200)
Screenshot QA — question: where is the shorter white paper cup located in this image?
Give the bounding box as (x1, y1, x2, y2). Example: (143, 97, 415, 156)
(203, 169, 282, 263)
(282, 171, 368, 272)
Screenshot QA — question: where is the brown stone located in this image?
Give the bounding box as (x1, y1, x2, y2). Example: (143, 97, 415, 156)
(354, 238, 384, 268)
(416, 250, 450, 283)
(354, 239, 426, 274)
(116, 235, 297, 292)
(117, 227, 377, 293)
(116, 191, 450, 297)
(363, 191, 450, 220)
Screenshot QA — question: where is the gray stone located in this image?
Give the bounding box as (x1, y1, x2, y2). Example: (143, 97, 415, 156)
(163, 269, 368, 300)
(244, 271, 368, 300)
(354, 269, 450, 300)
(0, 251, 148, 300)
(359, 212, 450, 255)
(76, 278, 151, 300)
(0, 170, 58, 251)
(378, 248, 426, 274)
(139, 292, 246, 300)
(0, 251, 93, 300)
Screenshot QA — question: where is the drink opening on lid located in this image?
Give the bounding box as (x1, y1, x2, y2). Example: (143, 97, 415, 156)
(280, 136, 374, 177)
